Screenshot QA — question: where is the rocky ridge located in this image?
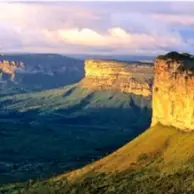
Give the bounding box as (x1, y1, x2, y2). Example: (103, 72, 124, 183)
(152, 52, 194, 131)
(81, 59, 153, 96)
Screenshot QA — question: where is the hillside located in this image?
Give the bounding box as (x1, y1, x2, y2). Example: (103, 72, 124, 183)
(0, 83, 151, 129)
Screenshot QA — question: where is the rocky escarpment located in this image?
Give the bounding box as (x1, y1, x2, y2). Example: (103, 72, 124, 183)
(81, 59, 153, 96)
(152, 52, 194, 131)
(0, 60, 24, 81)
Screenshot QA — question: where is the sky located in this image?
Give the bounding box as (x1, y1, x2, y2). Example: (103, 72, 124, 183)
(0, 1, 194, 55)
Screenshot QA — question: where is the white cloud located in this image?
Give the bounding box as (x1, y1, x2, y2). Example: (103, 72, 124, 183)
(0, 2, 193, 55)
(41, 27, 185, 55)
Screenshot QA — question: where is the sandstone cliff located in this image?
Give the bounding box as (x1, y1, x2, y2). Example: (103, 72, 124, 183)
(80, 59, 153, 96)
(0, 60, 24, 81)
(152, 52, 194, 131)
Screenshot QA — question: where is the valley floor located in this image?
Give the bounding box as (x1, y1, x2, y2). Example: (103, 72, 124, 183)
(1, 124, 194, 194)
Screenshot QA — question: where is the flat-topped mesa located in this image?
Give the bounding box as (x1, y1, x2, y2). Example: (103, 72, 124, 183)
(152, 51, 194, 131)
(80, 59, 153, 96)
(0, 60, 24, 80)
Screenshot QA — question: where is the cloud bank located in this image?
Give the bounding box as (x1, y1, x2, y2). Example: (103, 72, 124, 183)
(0, 2, 194, 55)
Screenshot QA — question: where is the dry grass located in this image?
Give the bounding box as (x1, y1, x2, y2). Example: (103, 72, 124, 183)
(54, 124, 194, 181)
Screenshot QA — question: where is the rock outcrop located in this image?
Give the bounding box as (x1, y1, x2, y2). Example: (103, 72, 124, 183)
(152, 52, 194, 131)
(0, 60, 24, 81)
(81, 59, 153, 96)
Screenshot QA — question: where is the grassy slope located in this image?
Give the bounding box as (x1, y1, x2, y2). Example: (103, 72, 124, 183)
(0, 83, 150, 111)
(0, 83, 151, 129)
(57, 123, 194, 179)
(1, 124, 194, 193)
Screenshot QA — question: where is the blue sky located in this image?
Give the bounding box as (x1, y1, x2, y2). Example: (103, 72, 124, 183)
(0, 2, 194, 55)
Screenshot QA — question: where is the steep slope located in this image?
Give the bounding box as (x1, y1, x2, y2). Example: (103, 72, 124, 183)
(62, 124, 194, 177)
(4, 52, 194, 194)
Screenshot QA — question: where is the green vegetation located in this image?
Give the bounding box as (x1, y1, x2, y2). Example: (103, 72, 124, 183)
(0, 84, 151, 129)
(1, 124, 194, 194)
(158, 51, 194, 61)
(0, 84, 151, 185)
(2, 169, 194, 194)
(0, 120, 141, 185)
(157, 51, 194, 72)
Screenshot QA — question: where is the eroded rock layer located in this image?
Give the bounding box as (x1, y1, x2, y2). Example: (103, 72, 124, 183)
(152, 52, 194, 131)
(81, 59, 153, 96)
(0, 60, 24, 81)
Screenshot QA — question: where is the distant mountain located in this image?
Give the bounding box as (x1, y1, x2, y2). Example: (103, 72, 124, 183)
(66, 54, 155, 62)
(0, 54, 84, 96)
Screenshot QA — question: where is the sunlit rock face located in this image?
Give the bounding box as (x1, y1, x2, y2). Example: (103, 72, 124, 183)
(152, 52, 194, 131)
(0, 60, 24, 81)
(81, 59, 153, 96)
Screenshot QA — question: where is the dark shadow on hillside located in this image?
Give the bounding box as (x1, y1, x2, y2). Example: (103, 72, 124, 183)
(61, 92, 95, 113)
(63, 86, 77, 97)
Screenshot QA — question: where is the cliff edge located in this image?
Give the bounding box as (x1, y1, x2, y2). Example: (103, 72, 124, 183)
(80, 59, 153, 96)
(152, 51, 194, 131)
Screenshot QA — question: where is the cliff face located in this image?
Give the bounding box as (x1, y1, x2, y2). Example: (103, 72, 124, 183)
(81, 59, 153, 96)
(152, 52, 194, 131)
(0, 60, 24, 81)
